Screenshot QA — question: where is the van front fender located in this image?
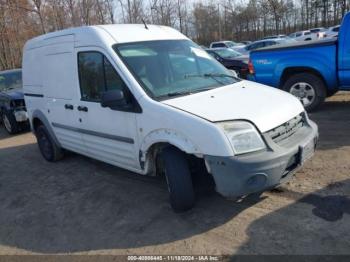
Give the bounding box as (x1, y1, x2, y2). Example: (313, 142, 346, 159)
(139, 129, 202, 172)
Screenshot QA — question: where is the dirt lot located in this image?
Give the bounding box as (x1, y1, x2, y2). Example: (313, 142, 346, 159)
(0, 92, 349, 256)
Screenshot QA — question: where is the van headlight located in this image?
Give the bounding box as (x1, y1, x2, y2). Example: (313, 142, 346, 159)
(217, 121, 266, 155)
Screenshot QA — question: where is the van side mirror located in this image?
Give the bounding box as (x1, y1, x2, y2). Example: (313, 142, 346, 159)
(101, 90, 127, 110)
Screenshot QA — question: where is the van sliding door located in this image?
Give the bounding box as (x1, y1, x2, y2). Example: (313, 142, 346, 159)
(43, 39, 87, 155)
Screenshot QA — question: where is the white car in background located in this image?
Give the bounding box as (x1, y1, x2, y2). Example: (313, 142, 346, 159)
(309, 27, 327, 38)
(322, 25, 340, 39)
(288, 30, 314, 41)
(209, 41, 245, 50)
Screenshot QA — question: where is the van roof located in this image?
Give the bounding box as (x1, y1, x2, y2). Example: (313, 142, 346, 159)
(24, 24, 188, 50)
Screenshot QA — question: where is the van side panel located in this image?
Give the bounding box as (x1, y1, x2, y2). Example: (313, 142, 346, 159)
(43, 52, 76, 99)
(22, 49, 44, 96)
(43, 37, 76, 99)
(23, 47, 46, 130)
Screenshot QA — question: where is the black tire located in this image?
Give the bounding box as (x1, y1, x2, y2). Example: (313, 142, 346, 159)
(35, 125, 64, 162)
(327, 88, 338, 97)
(160, 147, 195, 212)
(282, 73, 326, 112)
(1, 110, 19, 134)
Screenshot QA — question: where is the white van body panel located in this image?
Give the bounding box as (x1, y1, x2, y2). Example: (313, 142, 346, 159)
(96, 24, 188, 44)
(137, 96, 234, 159)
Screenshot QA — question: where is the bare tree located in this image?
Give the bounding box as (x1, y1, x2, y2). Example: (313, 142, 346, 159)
(31, 0, 47, 33)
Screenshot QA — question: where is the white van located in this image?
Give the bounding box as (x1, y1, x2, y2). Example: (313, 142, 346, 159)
(23, 25, 318, 212)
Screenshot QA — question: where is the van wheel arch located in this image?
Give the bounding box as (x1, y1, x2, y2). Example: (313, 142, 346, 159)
(139, 129, 201, 173)
(35, 124, 64, 162)
(143, 142, 191, 175)
(31, 111, 62, 147)
(32, 117, 44, 132)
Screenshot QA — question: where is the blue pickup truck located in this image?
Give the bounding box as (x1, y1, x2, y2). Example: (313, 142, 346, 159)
(248, 12, 350, 111)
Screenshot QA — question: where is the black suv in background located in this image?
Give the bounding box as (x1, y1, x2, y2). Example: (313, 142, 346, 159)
(0, 69, 29, 134)
(205, 48, 249, 79)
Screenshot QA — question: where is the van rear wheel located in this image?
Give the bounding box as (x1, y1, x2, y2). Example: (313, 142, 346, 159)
(283, 73, 326, 111)
(160, 147, 195, 212)
(35, 125, 64, 162)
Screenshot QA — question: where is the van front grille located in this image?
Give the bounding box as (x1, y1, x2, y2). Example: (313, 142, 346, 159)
(266, 114, 304, 144)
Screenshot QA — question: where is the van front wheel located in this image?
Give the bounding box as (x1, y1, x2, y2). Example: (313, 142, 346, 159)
(160, 147, 195, 212)
(35, 125, 64, 162)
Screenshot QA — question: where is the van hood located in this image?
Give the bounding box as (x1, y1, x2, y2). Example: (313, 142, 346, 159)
(162, 80, 304, 133)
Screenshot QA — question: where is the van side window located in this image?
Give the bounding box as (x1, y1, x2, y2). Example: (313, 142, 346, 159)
(78, 52, 128, 101)
(104, 57, 128, 92)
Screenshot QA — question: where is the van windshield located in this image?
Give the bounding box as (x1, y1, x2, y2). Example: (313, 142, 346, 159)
(114, 40, 239, 99)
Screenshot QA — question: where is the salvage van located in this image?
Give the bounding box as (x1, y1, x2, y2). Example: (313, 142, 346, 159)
(23, 24, 318, 212)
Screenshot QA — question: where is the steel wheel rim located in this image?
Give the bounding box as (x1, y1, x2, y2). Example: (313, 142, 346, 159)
(289, 82, 316, 107)
(3, 114, 12, 133)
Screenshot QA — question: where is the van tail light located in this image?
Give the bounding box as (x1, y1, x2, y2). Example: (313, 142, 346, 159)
(248, 59, 255, 75)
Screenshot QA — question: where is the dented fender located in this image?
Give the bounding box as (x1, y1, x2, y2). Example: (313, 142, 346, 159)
(139, 129, 202, 172)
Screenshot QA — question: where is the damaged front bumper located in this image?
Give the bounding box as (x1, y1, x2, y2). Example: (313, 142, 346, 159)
(204, 119, 318, 198)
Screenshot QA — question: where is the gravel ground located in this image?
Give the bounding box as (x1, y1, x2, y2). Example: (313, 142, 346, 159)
(0, 92, 349, 256)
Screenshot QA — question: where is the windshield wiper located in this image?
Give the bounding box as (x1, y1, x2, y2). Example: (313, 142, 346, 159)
(162, 87, 216, 98)
(184, 73, 239, 80)
(166, 91, 192, 97)
(184, 72, 239, 85)
(184, 73, 234, 79)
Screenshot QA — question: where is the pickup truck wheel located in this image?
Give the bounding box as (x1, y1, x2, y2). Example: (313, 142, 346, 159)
(1, 110, 19, 134)
(160, 147, 195, 212)
(283, 73, 326, 111)
(35, 125, 64, 162)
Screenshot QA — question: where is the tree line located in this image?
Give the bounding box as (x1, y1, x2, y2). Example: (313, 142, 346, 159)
(0, 0, 349, 71)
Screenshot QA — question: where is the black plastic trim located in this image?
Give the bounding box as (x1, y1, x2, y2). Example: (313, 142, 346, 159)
(51, 122, 134, 144)
(24, 93, 44, 97)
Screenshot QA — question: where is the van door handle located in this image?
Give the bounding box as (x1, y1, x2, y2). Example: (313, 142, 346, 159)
(65, 104, 74, 110)
(77, 105, 88, 112)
